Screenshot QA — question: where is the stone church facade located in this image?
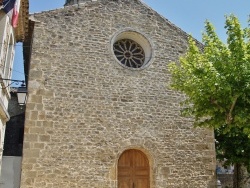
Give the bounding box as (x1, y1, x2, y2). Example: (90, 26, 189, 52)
(21, 0, 216, 187)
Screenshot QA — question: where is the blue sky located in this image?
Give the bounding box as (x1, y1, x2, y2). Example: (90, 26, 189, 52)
(12, 0, 250, 82)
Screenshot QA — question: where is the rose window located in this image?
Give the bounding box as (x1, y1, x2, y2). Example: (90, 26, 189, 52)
(113, 39, 145, 68)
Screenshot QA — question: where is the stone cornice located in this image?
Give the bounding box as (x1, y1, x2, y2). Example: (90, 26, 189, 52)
(15, 0, 29, 42)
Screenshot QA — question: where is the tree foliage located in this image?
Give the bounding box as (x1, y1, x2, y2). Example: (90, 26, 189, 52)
(169, 15, 250, 135)
(168, 15, 250, 173)
(215, 126, 250, 172)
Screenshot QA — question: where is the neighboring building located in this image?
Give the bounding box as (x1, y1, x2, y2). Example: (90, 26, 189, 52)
(0, 0, 29, 180)
(0, 90, 25, 188)
(21, 0, 216, 187)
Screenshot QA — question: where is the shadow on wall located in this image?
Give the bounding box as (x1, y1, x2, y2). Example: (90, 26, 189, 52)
(4, 91, 25, 157)
(0, 91, 25, 188)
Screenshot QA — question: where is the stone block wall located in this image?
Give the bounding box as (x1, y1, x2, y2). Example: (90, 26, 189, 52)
(20, 0, 216, 187)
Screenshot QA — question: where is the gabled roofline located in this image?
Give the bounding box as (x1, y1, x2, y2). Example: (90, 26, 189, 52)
(138, 0, 202, 46)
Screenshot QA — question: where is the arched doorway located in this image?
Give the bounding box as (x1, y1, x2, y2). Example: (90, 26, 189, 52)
(118, 149, 150, 188)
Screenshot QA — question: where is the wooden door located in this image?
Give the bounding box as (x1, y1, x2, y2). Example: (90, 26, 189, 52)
(118, 149, 150, 188)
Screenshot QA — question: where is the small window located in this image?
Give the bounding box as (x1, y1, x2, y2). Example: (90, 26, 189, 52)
(4, 35, 14, 79)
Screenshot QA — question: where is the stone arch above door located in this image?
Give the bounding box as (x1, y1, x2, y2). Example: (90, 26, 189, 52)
(118, 149, 150, 188)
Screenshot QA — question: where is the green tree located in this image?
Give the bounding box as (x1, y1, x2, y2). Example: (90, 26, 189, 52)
(168, 15, 250, 187)
(215, 127, 250, 187)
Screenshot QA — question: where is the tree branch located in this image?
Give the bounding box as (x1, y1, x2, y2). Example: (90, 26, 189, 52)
(210, 97, 224, 111)
(227, 95, 239, 124)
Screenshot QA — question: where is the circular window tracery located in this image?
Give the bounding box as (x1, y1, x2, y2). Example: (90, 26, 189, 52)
(113, 39, 145, 68)
(111, 29, 154, 70)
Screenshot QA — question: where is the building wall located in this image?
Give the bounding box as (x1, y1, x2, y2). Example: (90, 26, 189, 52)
(0, 92, 25, 188)
(21, 0, 216, 187)
(0, 156, 22, 188)
(0, 11, 16, 177)
(0, 12, 14, 109)
(0, 0, 29, 181)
